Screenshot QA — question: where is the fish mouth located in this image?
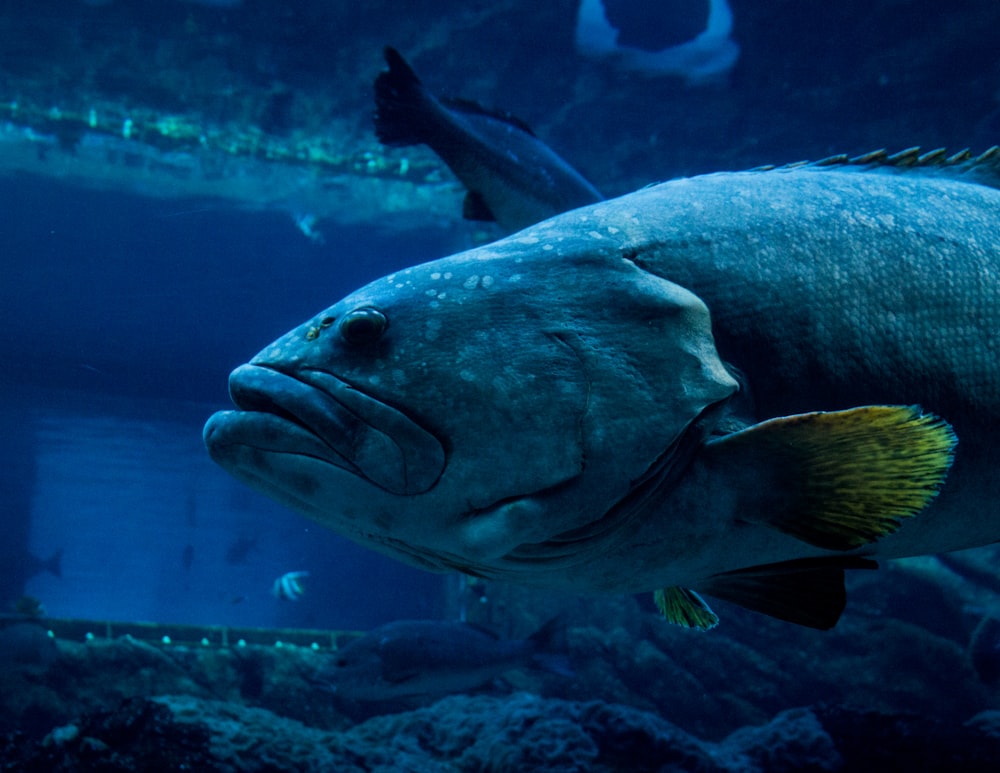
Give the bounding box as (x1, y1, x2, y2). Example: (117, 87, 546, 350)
(204, 363, 445, 495)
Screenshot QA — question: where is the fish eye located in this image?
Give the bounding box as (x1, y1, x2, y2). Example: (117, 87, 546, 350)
(339, 307, 388, 346)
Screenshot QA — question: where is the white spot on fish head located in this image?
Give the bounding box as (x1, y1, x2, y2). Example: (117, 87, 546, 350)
(542, 244, 554, 251)
(431, 272, 441, 280)
(463, 275, 480, 290)
(481, 275, 494, 288)
(517, 235, 540, 245)
(587, 230, 603, 239)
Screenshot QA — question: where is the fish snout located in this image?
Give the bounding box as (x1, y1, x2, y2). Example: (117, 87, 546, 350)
(218, 363, 445, 495)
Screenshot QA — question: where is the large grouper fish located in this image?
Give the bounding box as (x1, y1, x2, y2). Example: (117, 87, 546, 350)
(203, 147, 1000, 631)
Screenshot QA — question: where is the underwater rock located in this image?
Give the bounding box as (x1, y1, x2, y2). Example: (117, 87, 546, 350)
(0, 632, 350, 738)
(6, 693, 1000, 772)
(815, 704, 1000, 772)
(2, 546, 999, 761)
(3, 574, 996, 747)
(969, 615, 1000, 686)
(2, 697, 217, 772)
(718, 707, 841, 772)
(966, 709, 1000, 739)
(1, 693, 724, 772)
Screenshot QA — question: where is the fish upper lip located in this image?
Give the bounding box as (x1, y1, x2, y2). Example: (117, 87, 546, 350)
(225, 363, 445, 495)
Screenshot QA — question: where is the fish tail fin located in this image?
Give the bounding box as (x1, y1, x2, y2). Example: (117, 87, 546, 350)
(374, 46, 438, 147)
(707, 405, 956, 551)
(527, 617, 574, 677)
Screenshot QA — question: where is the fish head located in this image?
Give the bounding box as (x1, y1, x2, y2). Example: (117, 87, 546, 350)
(312, 635, 389, 701)
(204, 232, 737, 574)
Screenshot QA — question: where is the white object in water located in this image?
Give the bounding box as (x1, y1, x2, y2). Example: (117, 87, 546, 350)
(575, 0, 740, 85)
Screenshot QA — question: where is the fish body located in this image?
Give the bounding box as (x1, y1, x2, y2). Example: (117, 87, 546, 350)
(203, 157, 967, 627)
(224, 534, 257, 565)
(581, 150, 1000, 561)
(0, 621, 59, 668)
(313, 618, 569, 701)
(374, 47, 602, 232)
(272, 570, 309, 601)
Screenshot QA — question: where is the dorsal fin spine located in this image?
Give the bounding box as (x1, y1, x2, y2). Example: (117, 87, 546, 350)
(756, 145, 1000, 190)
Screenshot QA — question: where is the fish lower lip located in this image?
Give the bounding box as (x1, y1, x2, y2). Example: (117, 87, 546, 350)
(222, 363, 445, 495)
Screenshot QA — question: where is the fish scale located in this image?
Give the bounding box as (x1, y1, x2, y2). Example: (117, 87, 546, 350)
(578, 153, 1000, 558)
(595, 167, 1000, 417)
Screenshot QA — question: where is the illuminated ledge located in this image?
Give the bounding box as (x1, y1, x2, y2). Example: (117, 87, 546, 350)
(0, 98, 464, 229)
(1, 613, 362, 652)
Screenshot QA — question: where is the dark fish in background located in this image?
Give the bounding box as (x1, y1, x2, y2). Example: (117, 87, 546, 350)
(0, 621, 59, 669)
(29, 549, 62, 580)
(13, 595, 45, 618)
(312, 618, 571, 702)
(224, 534, 257, 565)
(374, 47, 603, 233)
(14, 550, 63, 591)
(2, 550, 60, 611)
(181, 543, 195, 572)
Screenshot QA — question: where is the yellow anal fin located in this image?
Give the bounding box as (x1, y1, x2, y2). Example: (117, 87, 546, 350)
(699, 557, 878, 630)
(654, 587, 719, 631)
(706, 405, 956, 551)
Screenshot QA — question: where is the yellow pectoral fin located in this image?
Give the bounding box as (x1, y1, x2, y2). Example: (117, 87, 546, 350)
(706, 405, 957, 551)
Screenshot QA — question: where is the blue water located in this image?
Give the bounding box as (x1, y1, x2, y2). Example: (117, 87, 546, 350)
(0, 177, 456, 630)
